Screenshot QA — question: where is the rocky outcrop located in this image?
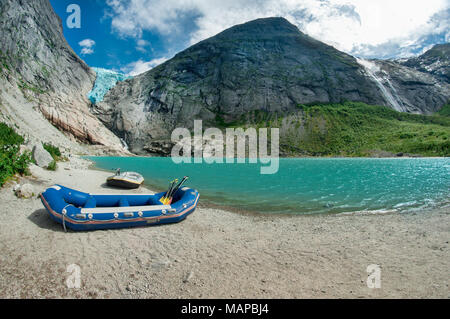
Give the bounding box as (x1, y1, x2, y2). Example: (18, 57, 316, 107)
(96, 17, 450, 154)
(0, 0, 125, 152)
(143, 140, 175, 157)
(400, 43, 449, 82)
(357, 58, 450, 114)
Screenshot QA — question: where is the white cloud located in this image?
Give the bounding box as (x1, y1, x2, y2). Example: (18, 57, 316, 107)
(137, 39, 150, 47)
(105, 0, 449, 58)
(121, 57, 169, 76)
(136, 39, 152, 53)
(79, 38, 96, 55)
(81, 47, 94, 55)
(79, 39, 96, 47)
(105, 0, 196, 38)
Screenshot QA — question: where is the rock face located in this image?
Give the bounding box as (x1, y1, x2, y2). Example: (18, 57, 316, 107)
(0, 0, 125, 152)
(357, 43, 450, 114)
(97, 18, 450, 154)
(357, 58, 449, 114)
(400, 43, 449, 82)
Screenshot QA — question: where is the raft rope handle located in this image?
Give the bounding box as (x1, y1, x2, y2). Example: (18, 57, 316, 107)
(61, 204, 72, 233)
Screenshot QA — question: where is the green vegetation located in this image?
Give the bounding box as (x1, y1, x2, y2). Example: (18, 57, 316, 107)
(293, 102, 449, 156)
(43, 143, 66, 170)
(43, 142, 62, 161)
(0, 123, 32, 187)
(47, 160, 57, 171)
(41, 66, 50, 80)
(0, 50, 10, 74)
(215, 102, 450, 157)
(436, 104, 450, 117)
(17, 79, 46, 95)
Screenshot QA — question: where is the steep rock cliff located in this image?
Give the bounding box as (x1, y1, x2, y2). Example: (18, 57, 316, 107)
(0, 0, 124, 153)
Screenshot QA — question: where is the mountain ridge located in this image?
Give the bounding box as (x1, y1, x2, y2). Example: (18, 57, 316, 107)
(95, 17, 449, 154)
(400, 43, 449, 82)
(0, 2, 448, 157)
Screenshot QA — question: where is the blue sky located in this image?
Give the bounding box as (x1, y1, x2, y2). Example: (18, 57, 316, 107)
(49, 0, 449, 76)
(50, 0, 180, 75)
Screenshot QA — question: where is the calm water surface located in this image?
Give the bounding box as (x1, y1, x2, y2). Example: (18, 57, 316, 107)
(88, 157, 450, 215)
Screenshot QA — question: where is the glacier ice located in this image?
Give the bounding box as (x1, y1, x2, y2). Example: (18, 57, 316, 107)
(88, 67, 132, 104)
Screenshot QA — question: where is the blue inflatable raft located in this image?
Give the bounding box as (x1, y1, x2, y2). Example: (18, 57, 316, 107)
(40, 185, 200, 231)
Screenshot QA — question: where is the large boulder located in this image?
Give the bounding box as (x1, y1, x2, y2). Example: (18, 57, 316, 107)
(32, 144, 53, 168)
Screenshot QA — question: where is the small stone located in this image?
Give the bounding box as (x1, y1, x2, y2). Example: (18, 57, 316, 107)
(15, 183, 34, 199)
(13, 183, 21, 193)
(151, 259, 171, 270)
(183, 271, 194, 283)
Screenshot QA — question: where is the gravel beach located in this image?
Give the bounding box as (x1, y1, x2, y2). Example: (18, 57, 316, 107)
(0, 156, 448, 298)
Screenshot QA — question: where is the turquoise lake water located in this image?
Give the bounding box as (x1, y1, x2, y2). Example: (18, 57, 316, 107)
(88, 157, 450, 215)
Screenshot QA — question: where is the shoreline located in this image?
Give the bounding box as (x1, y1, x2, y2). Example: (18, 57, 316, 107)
(87, 154, 447, 159)
(0, 155, 448, 298)
(86, 155, 449, 218)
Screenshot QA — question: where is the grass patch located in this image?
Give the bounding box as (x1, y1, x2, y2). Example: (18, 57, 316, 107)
(43, 142, 62, 161)
(436, 104, 450, 117)
(47, 160, 57, 171)
(0, 123, 32, 187)
(43, 143, 67, 167)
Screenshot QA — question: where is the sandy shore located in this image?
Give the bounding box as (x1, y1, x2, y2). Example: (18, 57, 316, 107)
(0, 156, 448, 299)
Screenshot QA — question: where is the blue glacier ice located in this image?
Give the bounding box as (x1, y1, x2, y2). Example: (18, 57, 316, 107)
(88, 67, 132, 104)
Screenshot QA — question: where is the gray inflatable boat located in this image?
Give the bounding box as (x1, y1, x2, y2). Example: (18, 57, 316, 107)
(106, 169, 144, 189)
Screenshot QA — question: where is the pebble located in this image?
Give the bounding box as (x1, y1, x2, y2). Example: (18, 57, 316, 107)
(183, 271, 194, 283)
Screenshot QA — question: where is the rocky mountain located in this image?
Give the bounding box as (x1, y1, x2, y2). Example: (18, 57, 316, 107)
(96, 17, 449, 154)
(0, 0, 125, 153)
(400, 43, 449, 82)
(1, 3, 447, 157)
(356, 57, 449, 113)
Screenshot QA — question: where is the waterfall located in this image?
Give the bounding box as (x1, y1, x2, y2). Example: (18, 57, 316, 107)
(120, 138, 129, 151)
(357, 58, 404, 112)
